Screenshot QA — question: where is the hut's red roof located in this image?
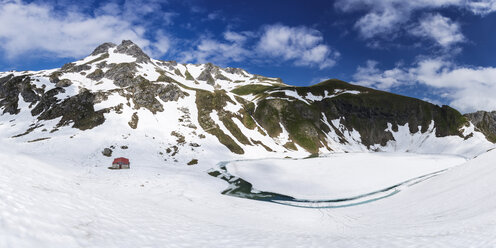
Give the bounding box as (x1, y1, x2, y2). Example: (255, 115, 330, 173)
(113, 157, 130, 164)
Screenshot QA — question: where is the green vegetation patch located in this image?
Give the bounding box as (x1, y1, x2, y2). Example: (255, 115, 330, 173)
(174, 69, 184, 77)
(283, 142, 297, 151)
(184, 70, 194, 81)
(239, 109, 257, 130)
(187, 159, 198, 165)
(231, 84, 277, 96)
(250, 139, 273, 152)
(278, 101, 324, 154)
(195, 90, 245, 154)
(253, 100, 283, 137)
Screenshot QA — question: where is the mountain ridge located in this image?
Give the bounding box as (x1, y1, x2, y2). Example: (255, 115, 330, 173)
(0, 40, 493, 164)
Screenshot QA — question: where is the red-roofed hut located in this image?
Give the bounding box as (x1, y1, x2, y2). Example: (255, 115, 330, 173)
(109, 157, 130, 169)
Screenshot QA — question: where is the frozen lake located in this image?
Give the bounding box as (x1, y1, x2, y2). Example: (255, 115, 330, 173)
(225, 153, 466, 200)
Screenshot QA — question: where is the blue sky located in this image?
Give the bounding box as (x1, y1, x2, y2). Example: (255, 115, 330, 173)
(0, 0, 496, 113)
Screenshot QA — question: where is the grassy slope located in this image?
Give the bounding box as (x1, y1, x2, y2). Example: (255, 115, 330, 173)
(232, 79, 467, 153)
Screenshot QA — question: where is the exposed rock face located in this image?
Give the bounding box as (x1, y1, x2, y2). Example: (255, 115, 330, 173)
(128, 112, 139, 129)
(129, 79, 165, 113)
(96, 61, 107, 69)
(0, 74, 105, 131)
(115, 40, 150, 63)
(157, 61, 178, 71)
(30, 87, 64, 117)
(102, 148, 113, 157)
(37, 90, 106, 130)
(465, 111, 496, 142)
(197, 70, 215, 85)
(104, 63, 138, 87)
(87, 69, 104, 81)
(56, 79, 72, 87)
(0, 75, 39, 114)
(126, 78, 187, 113)
(91, 42, 116, 56)
(197, 63, 222, 85)
(61, 63, 91, 73)
(157, 84, 186, 102)
(224, 67, 247, 75)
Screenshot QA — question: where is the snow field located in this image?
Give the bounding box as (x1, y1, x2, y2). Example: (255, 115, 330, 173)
(226, 153, 466, 200)
(2, 131, 496, 247)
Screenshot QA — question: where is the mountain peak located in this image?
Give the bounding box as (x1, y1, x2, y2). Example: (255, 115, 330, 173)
(91, 42, 116, 56)
(115, 40, 150, 63)
(90, 40, 150, 63)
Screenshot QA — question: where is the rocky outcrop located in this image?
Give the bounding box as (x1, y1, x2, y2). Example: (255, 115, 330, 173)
(115, 40, 150, 63)
(37, 90, 106, 130)
(0, 75, 40, 114)
(104, 63, 138, 87)
(102, 148, 113, 157)
(197, 63, 222, 85)
(91, 42, 116, 56)
(224, 67, 247, 76)
(87, 69, 104, 81)
(128, 78, 164, 113)
(31, 87, 65, 117)
(61, 63, 91, 73)
(55, 79, 72, 87)
(0, 74, 105, 131)
(465, 111, 496, 142)
(126, 78, 188, 113)
(197, 70, 215, 85)
(157, 84, 187, 102)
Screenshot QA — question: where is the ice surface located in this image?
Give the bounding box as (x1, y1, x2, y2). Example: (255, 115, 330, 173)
(226, 153, 466, 200)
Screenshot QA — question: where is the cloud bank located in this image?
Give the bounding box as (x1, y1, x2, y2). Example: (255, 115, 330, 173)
(180, 24, 339, 69)
(352, 59, 496, 113)
(0, 0, 170, 58)
(335, 0, 495, 48)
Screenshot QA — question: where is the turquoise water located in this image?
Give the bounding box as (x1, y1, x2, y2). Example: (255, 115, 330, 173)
(209, 160, 447, 209)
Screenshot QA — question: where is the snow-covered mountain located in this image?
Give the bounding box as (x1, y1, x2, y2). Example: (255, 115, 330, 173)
(465, 110, 496, 143)
(0, 40, 492, 165)
(4, 40, 496, 247)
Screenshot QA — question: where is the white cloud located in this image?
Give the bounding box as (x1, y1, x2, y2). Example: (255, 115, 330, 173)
(144, 31, 171, 57)
(353, 8, 407, 39)
(257, 25, 339, 69)
(224, 31, 250, 44)
(409, 13, 465, 47)
(181, 25, 339, 69)
(335, 0, 496, 39)
(0, 0, 169, 59)
(352, 59, 496, 113)
(466, 0, 496, 14)
(353, 60, 412, 90)
(179, 32, 249, 65)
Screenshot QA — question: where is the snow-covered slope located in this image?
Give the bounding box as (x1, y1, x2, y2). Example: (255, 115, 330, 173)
(2, 136, 496, 247)
(0, 40, 492, 162)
